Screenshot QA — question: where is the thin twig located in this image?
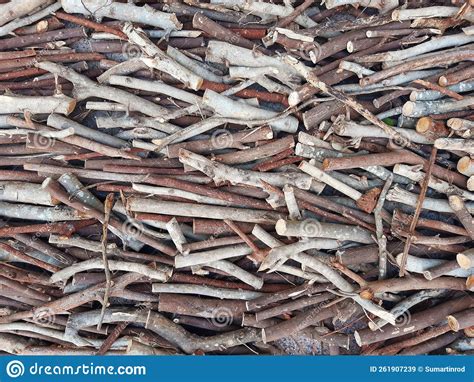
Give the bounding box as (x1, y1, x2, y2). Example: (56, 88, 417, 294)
(399, 147, 438, 276)
(374, 174, 393, 279)
(97, 193, 115, 329)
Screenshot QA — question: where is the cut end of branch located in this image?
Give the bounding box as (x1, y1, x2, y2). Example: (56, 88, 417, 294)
(438, 76, 448, 87)
(466, 275, 474, 291)
(464, 326, 474, 337)
(354, 330, 362, 347)
(288, 91, 302, 107)
(402, 101, 415, 117)
(359, 288, 374, 300)
(356, 188, 381, 214)
(447, 315, 460, 332)
(416, 117, 433, 134)
(41, 177, 54, 190)
(322, 158, 330, 170)
(448, 195, 463, 212)
(274, 219, 287, 236)
(457, 156, 471, 174)
(448, 118, 464, 131)
(456, 253, 473, 269)
(422, 270, 434, 281)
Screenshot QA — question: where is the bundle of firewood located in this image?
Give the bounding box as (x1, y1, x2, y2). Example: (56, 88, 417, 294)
(0, 0, 472, 355)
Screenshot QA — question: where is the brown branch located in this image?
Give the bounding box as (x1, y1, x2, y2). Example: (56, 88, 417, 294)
(399, 147, 438, 276)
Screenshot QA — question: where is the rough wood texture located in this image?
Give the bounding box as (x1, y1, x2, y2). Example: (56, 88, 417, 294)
(0, 0, 471, 357)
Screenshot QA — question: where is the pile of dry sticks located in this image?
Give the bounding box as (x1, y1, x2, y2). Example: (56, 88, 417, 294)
(0, 0, 472, 355)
